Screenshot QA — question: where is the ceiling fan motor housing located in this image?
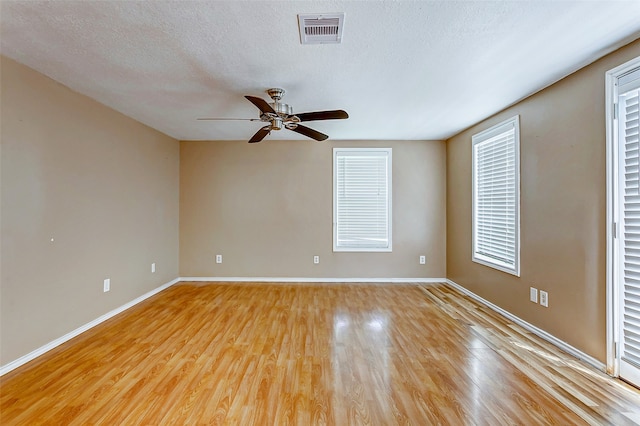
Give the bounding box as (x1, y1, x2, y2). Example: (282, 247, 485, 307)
(265, 88, 293, 120)
(269, 102, 292, 117)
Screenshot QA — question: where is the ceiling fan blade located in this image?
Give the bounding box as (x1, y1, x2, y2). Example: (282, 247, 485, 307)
(295, 110, 349, 122)
(245, 95, 276, 115)
(197, 117, 261, 121)
(248, 126, 271, 143)
(289, 124, 328, 141)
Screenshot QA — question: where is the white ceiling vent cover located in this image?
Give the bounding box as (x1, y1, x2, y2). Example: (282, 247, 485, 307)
(298, 13, 345, 44)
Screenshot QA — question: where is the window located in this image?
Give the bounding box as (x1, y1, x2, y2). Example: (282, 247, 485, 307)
(333, 148, 392, 252)
(608, 58, 640, 386)
(472, 116, 520, 276)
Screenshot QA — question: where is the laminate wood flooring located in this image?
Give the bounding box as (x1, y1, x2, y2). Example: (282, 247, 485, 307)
(1, 282, 639, 425)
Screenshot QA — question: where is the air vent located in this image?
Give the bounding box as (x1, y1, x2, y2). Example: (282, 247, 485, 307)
(298, 13, 345, 44)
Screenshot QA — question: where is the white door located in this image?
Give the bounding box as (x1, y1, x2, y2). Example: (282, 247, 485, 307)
(617, 65, 640, 387)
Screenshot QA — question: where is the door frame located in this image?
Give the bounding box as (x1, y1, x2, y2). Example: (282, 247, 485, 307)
(606, 55, 640, 377)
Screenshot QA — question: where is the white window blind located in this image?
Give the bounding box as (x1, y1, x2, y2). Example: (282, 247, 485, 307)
(472, 116, 520, 276)
(619, 71, 640, 373)
(333, 148, 392, 252)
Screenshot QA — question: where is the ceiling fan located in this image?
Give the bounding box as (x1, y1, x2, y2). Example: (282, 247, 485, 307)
(198, 88, 349, 143)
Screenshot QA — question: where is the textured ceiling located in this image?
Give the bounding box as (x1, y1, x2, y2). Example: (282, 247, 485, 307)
(1, 1, 640, 141)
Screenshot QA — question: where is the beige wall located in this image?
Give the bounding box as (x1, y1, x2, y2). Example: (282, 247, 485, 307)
(446, 39, 640, 362)
(0, 56, 180, 365)
(180, 139, 446, 278)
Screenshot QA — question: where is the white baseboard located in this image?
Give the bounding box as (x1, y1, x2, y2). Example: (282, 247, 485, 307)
(445, 279, 606, 372)
(4, 277, 603, 377)
(179, 277, 446, 283)
(0, 277, 443, 375)
(0, 278, 181, 377)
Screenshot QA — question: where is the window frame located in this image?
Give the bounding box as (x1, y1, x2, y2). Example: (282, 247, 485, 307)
(472, 115, 521, 276)
(333, 147, 393, 252)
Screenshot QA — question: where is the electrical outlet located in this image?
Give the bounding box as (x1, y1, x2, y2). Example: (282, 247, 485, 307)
(103, 278, 110, 293)
(151, 263, 156, 273)
(216, 254, 222, 264)
(540, 290, 549, 307)
(419, 255, 426, 265)
(530, 287, 538, 303)
(313, 255, 320, 264)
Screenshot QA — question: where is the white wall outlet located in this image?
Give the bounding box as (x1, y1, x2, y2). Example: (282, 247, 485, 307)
(216, 254, 223, 264)
(530, 287, 538, 303)
(103, 278, 110, 293)
(151, 263, 156, 273)
(313, 255, 320, 264)
(419, 255, 426, 265)
(540, 290, 549, 307)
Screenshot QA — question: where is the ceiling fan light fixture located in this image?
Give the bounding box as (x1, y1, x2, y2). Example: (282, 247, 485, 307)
(270, 101, 293, 116)
(272, 117, 283, 131)
(298, 13, 345, 44)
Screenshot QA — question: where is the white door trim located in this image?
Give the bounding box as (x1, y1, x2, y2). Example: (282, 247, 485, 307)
(606, 55, 640, 377)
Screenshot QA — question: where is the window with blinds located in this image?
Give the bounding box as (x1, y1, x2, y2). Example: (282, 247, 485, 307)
(472, 116, 520, 276)
(618, 67, 640, 380)
(333, 148, 392, 252)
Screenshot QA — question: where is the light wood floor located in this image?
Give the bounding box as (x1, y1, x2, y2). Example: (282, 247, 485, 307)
(2, 282, 640, 425)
